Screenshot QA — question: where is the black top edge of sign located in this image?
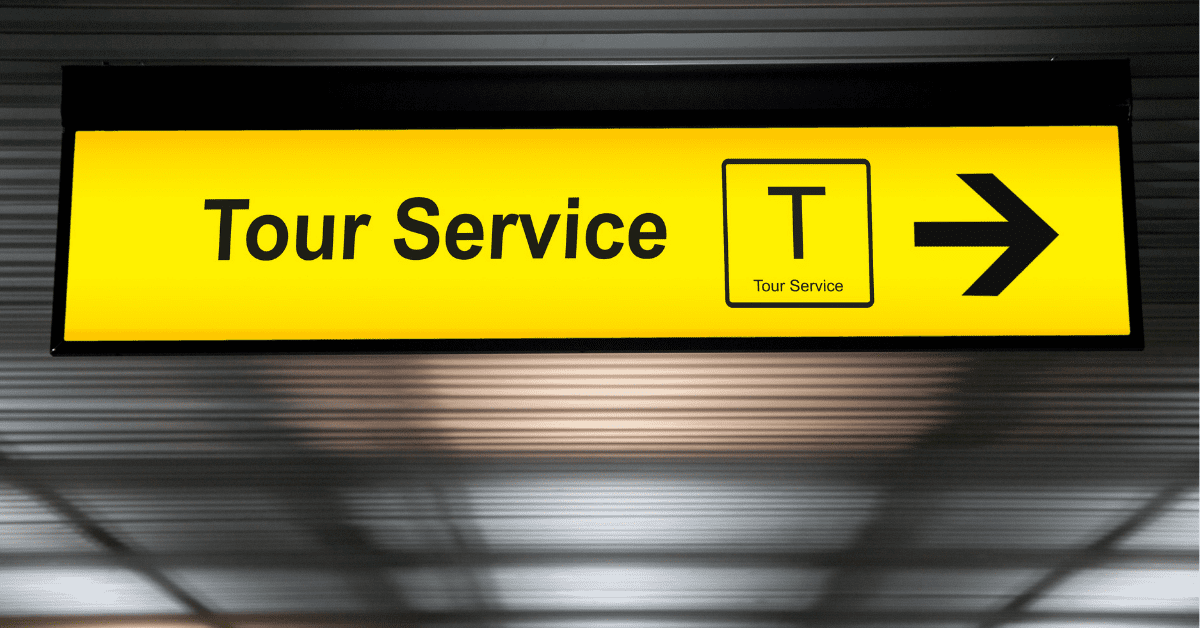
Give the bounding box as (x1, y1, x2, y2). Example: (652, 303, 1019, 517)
(61, 61, 1131, 130)
(52, 61, 1142, 355)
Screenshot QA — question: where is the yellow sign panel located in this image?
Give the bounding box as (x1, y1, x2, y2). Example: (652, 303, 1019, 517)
(61, 127, 1132, 344)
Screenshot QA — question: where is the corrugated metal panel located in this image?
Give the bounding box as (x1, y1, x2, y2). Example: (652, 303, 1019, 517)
(0, 2, 1196, 627)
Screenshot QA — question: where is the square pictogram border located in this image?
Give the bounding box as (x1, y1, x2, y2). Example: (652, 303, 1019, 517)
(723, 158, 875, 308)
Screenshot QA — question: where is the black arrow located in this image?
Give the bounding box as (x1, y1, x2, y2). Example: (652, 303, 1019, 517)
(914, 173, 1058, 296)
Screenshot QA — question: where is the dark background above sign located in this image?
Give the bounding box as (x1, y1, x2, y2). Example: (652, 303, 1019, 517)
(64, 61, 1130, 129)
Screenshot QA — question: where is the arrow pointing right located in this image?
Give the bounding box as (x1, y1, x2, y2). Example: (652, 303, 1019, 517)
(915, 173, 1059, 296)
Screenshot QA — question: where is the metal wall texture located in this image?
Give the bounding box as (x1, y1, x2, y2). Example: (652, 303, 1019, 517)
(0, 1, 1196, 627)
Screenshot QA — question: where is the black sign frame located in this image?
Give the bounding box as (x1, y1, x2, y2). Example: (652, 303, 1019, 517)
(52, 61, 1142, 355)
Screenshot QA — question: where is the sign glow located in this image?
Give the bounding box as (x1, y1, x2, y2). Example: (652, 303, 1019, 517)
(60, 126, 1133, 345)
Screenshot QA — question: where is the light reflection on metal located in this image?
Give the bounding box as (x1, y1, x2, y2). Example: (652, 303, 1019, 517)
(0, 568, 187, 615)
(266, 354, 959, 455)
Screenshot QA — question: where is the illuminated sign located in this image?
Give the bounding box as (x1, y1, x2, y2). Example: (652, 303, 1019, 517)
(52, 63, 1140, 353)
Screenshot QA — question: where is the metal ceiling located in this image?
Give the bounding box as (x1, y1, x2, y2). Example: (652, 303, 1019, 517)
(0, 1, 1196, 627)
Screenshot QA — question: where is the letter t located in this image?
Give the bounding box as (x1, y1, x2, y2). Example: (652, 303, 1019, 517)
(204, 199, 250, 260)
(767, 187, 824, 259)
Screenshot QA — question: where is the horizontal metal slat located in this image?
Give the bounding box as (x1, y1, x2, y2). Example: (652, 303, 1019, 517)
(0, 3, 1195, 35)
